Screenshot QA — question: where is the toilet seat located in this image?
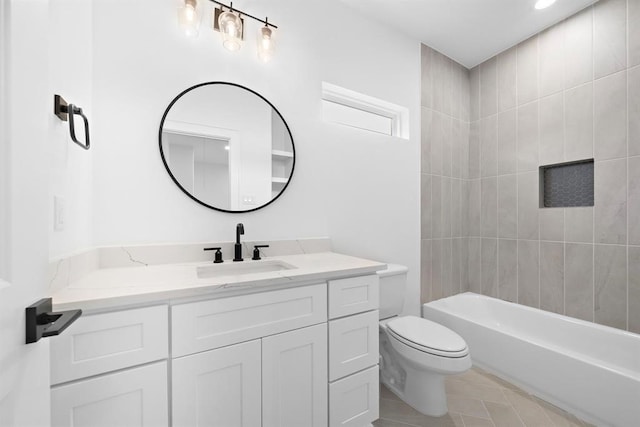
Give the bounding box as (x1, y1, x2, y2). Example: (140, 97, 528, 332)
(386, 316, 469, 358)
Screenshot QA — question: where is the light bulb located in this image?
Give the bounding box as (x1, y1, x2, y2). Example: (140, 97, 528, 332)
(535, 0, 556, 10)
(178, 0, 199, 37)
(257, 26, 275, 62)
(218, 9, 243, 51)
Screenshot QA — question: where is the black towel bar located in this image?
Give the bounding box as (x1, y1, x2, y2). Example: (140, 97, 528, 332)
(54, 94, 90, 150)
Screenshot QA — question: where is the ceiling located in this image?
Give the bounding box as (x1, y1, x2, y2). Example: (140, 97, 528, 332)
(338, 0, 598, 68)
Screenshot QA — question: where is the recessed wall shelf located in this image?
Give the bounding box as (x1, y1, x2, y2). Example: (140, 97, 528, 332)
(539, 159, 594, 208)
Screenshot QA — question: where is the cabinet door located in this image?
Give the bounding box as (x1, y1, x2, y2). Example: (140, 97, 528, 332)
(329, 366, 379, 427)
(172, 340, 261, 427)
(262, 323, 328, 427)
(51, 361, 168, 427)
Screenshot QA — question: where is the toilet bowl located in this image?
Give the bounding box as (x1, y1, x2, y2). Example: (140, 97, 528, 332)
(377, 265, 471, 417)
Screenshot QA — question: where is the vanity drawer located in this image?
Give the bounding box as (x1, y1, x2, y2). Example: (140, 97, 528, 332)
(50, 305, 169, 385)
(329, 366, 379, 427)
(172, 283, 327, 357)
(328, 274, 379, 319)
(329, 310, 379, 381)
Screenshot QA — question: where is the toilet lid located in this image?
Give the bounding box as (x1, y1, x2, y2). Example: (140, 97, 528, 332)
(386, 316, 468, 355)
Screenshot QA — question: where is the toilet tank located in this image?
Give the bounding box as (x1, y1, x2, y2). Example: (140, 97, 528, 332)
(376, 264, 409, 320)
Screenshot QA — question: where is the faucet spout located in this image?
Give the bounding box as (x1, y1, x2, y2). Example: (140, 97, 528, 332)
(234, 223, 245, 262)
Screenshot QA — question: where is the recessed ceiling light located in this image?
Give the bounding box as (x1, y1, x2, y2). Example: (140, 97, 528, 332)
(535, 0, 557, 10)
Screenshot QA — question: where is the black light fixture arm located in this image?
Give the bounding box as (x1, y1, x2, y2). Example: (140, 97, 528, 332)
(209, 0, 278, 28)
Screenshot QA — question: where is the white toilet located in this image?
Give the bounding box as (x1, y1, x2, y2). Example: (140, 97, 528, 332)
(377, 264, 471, 417)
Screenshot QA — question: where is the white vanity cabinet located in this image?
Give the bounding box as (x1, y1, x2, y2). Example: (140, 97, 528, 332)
(171, 283, 329, 427)
(50, 270, 381, 427)
(328, 275, 380, 427)
(50, 306, 169, 427)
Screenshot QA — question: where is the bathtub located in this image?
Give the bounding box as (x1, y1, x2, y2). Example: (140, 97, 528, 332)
(422, 292, 640, 427)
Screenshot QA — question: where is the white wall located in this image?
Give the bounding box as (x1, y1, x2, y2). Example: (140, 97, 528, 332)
(48, 0, 93, 259)
(86, 0, 421, 314)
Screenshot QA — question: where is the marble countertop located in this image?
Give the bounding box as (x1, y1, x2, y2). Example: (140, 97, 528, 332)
(51, 252, 386, 312)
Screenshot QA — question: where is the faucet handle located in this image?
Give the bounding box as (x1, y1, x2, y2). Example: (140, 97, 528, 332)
(252, 245, 269, 261)
(204, 247, 223, 263)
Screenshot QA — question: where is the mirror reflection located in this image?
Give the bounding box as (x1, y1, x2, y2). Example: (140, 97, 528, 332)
(159, 82, 295, 212)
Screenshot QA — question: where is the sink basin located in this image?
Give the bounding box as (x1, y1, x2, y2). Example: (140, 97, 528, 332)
(197, 260, 297, 279)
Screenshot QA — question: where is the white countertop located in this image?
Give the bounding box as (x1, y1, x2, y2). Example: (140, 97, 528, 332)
(52, 252, 386, 312)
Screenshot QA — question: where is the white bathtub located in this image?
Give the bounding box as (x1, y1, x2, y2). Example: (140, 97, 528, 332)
(422, 292, 640, 427)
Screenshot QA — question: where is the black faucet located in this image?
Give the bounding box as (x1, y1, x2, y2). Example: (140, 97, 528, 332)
(234, 223, 244, 262)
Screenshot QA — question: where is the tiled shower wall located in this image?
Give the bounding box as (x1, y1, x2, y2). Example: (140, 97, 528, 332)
(421, 0, 640, 333)
(420, 45, 470, 303)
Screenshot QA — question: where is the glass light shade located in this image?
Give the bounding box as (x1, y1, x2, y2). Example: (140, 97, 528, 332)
(257, 26, 275, 62)
(218, 10, 243, 51)
(178, 0, 199, 37)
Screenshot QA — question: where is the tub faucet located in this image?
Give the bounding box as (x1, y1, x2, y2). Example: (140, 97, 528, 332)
(234, 223, 244, 262)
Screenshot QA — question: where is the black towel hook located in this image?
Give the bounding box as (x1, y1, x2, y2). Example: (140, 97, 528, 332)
(54, 94, 90, 150)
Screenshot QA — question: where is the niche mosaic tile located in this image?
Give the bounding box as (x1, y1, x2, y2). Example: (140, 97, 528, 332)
(540, 159, 594, 208)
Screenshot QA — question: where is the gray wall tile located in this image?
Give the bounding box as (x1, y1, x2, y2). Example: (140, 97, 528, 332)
(481, 238, 498, 297)
(498, 109, 517, 175)
(442, 57, 453, 116)
(467, 238, 481, 293)
(469, 121, 480, 179)
(452, 238, 462, 295)
(565, 243, 594, 322)
(629, 246, 640, 333)
(470, 66, 480, 122)
(630, 0, 640, 68)
(461, 68, 471, 122)
(498, 239, 518, 302)
(432, 239, 442, 300)
(593, 0, 627, 79)
(452, 179, 462, 238)
(452, 119, 462, 178)
(497, 47, 517, 112)
(442, 116, 453, 177)
(539, 24, 565, 97)
(630, 66, 640, 156)
(481, 115, 498, 177)
(498, 175, 518, 239)
(442, 177, 452, 238)
(539, 93, 564, 165)
(540, 241, 564, 315)
(594, 70, 627, 160)
(432, 175, 442, 238)
(518, 172, 539, 240)
(467, 179, 481, 237)
(595, 159, 627, 244)
(451, 64, 462, 120)
(628, 156, 640, 245)
(565, 207, 593, 243)
(432, 50, 446, 114)
(421, 107, 431, 174)
(461, 238, 470, 292)
(481, 177, 498, 237)
(420, 44, 432, 108)
(517, 36, 539, 105)
(480, 57, 497, 118)
(421, 239, 431, 304)
(539, 208, 564, 242)
(518, 240, 540, 308)
(431, 111, 443, 175)
(594, 244, 627, 329)
(564, 7, 593, 89)
(421, 173, 432, 239)
(442, 238, 453, 297)
(461, 122, 470, 179)
(564, 83, 593, 160)
(517, 102, 539, 172)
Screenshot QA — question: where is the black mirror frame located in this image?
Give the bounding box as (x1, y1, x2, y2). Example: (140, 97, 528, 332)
(158, 82, 296, 214)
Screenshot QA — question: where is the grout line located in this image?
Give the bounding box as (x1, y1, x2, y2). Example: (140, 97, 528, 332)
(592, 3, 596, 324)
(626, 0, 630, 332)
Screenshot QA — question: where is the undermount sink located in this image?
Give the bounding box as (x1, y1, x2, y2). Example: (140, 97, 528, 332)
(197, 260, 297, 279)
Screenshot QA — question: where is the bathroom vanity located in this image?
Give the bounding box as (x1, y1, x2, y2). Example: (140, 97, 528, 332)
(49, 251, 383, 427)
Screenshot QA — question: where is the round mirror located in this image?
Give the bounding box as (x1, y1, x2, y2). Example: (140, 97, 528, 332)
(159, 82, 295, 213)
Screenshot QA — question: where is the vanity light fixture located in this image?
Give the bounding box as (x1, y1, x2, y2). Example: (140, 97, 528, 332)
(178, 0, 200, 37)
(179, 0, 279, 60)
(534, 0, 556, 10)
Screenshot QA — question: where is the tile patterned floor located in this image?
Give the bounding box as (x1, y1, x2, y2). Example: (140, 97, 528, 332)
(374, 367, 595, 427)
